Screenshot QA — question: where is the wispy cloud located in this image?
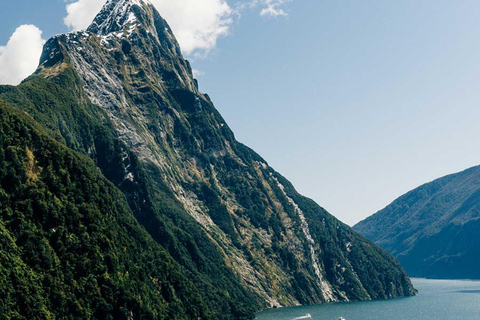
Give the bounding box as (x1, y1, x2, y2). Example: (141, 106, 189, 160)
(193, 69, 206, 78)
(0, 25, 45, 85)
(260, 0, 290, 17)
(235, 0, 291, 18)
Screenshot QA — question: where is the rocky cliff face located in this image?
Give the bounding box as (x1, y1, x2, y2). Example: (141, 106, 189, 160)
(0, 0, 415, 318)
(354, 165, 480, 279)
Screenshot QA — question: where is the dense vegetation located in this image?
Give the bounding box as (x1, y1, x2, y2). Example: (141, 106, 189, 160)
(0, 102, 257, 319)
(0, 67, 260, 319)
(354, 165, 480, 279)
(0, 67, 127, 186)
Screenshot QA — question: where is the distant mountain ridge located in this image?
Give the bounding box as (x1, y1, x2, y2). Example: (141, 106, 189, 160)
(354, 165, 480, 279)
(0, 0, 415, 318)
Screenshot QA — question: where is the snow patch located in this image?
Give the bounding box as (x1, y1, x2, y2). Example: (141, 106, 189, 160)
(346, 242, 352, 253)
(91, 0, 147, 36)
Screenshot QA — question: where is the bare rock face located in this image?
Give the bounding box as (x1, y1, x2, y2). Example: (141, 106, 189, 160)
(1, 0, 416, 318)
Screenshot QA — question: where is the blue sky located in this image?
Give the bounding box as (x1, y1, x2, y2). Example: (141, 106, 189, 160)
(2, 0, 480, 225)
(0, 1, 65, 43)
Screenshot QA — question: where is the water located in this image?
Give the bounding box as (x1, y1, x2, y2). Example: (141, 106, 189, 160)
(256, 278, 480, 320)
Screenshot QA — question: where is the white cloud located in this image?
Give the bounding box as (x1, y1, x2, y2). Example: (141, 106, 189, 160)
(0, 25, 46, 85)
(260, 0, 289, 17)
(63, 0, 233, 57)
(152, 0, 232, 57)
(236, 0, 291, 18)
(64, 0, 105, 32)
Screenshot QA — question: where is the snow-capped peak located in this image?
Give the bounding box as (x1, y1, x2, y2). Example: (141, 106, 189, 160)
(87, 0, 152, 35)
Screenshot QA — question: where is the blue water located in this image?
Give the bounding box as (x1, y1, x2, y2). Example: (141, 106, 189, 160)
(256, 278, 480, 320)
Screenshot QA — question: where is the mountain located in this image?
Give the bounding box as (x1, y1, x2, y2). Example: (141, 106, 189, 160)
(0, 100, 247, 319)
(0, 0, 415, 318)
(354, 165, 480, 279)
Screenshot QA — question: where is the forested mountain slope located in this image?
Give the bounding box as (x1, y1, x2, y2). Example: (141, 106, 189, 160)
(0, 101, 257, 319)
(355, 166, 480, 279)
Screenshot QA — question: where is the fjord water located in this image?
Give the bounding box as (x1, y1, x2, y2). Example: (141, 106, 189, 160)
(256, 278, 480, 319)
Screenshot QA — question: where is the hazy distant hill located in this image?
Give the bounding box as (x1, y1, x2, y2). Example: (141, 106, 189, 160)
(354, 165, 480, 279)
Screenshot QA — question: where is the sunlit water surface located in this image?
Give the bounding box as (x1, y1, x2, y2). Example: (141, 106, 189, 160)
(256, 278, 480, 320)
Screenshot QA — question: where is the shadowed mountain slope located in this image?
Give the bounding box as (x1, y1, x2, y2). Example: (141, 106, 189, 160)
(355, 165, 480, 279)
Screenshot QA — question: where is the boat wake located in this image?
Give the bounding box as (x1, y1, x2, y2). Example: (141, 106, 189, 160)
(292, 314, 312, 320)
